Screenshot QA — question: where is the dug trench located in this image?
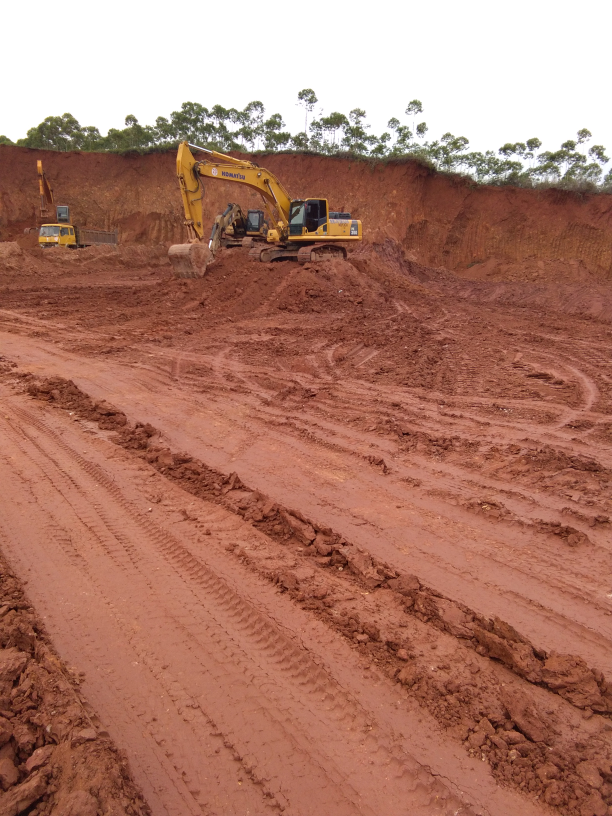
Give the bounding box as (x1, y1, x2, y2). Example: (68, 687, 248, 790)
(6, 364, 612, 816)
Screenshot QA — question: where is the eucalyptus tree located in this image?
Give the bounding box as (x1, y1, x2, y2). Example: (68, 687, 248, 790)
(320, 112, 349, 150)
(340, 108, 374, 154)
(297, 89, 318, 132)
(263, 113, 291, 151)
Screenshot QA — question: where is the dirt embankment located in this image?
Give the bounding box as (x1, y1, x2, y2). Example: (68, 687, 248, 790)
(1, 145, 612, 281)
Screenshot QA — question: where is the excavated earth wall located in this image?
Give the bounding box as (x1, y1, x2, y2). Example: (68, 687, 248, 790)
(2, 145, 612, 281)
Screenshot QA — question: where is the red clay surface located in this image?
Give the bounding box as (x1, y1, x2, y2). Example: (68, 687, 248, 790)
(0, 238, 611, 816)
(1, 142, 612, 816)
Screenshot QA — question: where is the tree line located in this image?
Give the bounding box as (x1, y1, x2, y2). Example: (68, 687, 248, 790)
(1, 90, 610, 191)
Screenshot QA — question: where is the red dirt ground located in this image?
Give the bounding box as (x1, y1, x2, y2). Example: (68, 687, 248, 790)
(0, 147, 612, 816)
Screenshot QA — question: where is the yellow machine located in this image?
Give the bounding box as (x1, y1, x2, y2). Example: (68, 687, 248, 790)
(37, 160, 55, 223)
(36, 159, 74, 246)
(169, 141, 362, 277)
(39, 224, 78, 248)
(209, 203, 268, 251)
(35, 161, 118, 249)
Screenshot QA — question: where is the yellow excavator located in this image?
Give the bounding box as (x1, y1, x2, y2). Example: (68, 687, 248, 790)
(208, 202, 268, 251)
(35, 161, 118, 249)
(168, 141, 362, 277)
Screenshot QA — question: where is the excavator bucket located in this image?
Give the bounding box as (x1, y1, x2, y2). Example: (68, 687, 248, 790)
(168, 242, 213, 278)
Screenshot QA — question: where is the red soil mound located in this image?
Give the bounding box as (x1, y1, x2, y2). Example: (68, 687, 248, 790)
(1, 145, 612, 282)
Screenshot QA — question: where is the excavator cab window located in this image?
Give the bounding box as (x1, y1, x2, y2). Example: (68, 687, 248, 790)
(56, 206, 70, 223)
(305, 200, 328, 233)
(289, 201, 305, 235)
(247, 210, 263, 232)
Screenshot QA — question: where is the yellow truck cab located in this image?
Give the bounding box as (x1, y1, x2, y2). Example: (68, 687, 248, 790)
(39, 224, 77, 248)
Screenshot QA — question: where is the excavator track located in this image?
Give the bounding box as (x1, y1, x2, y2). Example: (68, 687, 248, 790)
(248, 246, 299, 263)
(296, 243, 347, 263)
(248, 243, 348, 264)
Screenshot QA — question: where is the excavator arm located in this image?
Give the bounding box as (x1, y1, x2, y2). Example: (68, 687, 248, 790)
(208, 203, 247, 254)
(176, 141, 292, 242)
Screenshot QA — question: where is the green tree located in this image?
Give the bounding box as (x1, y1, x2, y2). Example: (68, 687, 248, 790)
(416, 122, 428, 139)
(290, 132, 310, 151)
(589, 144, 609, 165)
(405, 100, 423, 132)
(370, 131, 391, 157)
(320, 111, 349, 150)
(153, 115, 176, 144)
(208, 105, 238, 150)
(499, 142, 527, 158)
(102, 115, 155, 151)
(17, 113, 98, 151)
(308, 118, 325, 153)
(526, 137, 542, 153)
(431, 132, 470, 171)
(244, 101, 265, 150)
(297, 89, 318, 132)
(263, 113, 291, 151)
(168, 102, 211, 144)
(387, 117, 412, 154)
(340, 108, 373, 154)
(7, 99, 610, 190)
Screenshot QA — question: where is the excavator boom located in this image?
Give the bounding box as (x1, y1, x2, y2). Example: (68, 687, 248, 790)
(37, 160, 54, 222)
(176, 142, 291, 241)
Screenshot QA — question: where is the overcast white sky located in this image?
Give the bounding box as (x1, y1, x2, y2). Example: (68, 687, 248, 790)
(2, 0, 610, 158)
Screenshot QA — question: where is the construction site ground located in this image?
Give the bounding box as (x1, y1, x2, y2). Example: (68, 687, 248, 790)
(0, 242, 611, 816)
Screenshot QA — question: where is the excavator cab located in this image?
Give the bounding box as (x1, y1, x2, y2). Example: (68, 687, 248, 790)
(289, 199, 328, 236)
(246, 210, 267, 236)
(56, 205, 70, 223)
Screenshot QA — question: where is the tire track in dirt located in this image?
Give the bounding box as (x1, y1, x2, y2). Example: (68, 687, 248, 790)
(7, 374, 612, 816)
(0, 393, 518, 816)
(1, 330, 611, 682)
(158, 350, 612, 671)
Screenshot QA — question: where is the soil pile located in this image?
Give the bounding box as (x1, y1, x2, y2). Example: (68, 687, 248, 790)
(2, 144, 612, 281)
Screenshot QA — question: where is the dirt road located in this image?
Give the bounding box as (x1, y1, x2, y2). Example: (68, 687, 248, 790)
(0, 248, 611, 816)
(0, 384, 531, 816)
